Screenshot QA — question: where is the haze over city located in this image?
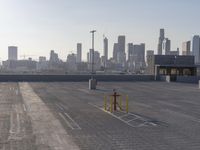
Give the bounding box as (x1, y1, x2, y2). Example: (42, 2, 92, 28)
(2, 1, 200, 150)
(0, 0, 200, 61)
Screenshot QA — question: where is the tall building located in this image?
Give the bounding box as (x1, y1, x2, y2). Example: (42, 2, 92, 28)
(129, 43, 145, 71)
(103, 37, 108, 67)
(8, 46, 18, 60)
(39, 56, 46, 62)
(162, 38, 171, 55)
(182, 41, 191, 55)
(118, 36, 125, 53)
(49, 50, 59, 63)
(117, 36, 126, 65)
(94, 51, 100, 63)
(128, 43, 134, 61)
(94, 51, 101, 70)
(37, 56, 48, 70)
(113, 43, 118, 63)
(67, 53, 77, 71)
(89, 49, 94, 64)
(87, 52, 90, 63)
(77, 43, 82, 63)
(146, 50, 154, 74)
(103, 37, 108, 61)
(192, 35, 200, 64)
(127, 43, 134, 70)
(88, 49, 100, 71)
(133, 43, 145, 65)
(157, 29, 165, 55)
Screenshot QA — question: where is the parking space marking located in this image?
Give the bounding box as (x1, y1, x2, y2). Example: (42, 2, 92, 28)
(56, 103, 64, 111)
(59, 112, 81, 130)
(56, 104, 81, 130)
(127, 118, 139, 123)
(89, 103, 158, 128)
(59, 113, 74, 129)
(64, 113, 81, 130)
(23, 104, 27, 112)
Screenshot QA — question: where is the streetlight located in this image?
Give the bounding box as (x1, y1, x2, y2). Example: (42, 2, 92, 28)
(89, 30, 97, 90)
(90, 30, 96, 74)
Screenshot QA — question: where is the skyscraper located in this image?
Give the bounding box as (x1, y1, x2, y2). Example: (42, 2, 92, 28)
(192, 35, 200, 64)
(117, 35, 126, 65)
(8, 46, 18, 60)
(162, 38, 171, 55)
(77, 43, 82, 63)
(133, 44, 145, 63)
(128, 43, 145, 71)
(182, 41, 191, 55)
(157, 29, 165, 55)
(118, 36, 125, 53)
(113, 43, 118, 63)
(67, 53, 77, 71)
(103, 37, 108, 61)
(127, 43, 134, 70)
(89, 49, 94, 64)
(39, 56, 46, 62)
(128, 43, 134, 62)
(146, 50, 154, 74)
(88, 49, 100, 71)
(103, 37, 108, 67)
(50, 50, 59, 63)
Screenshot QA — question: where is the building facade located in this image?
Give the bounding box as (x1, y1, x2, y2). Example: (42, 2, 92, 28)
(162, 38, 171, 55)
(147, 55, 196, 78)
(117, 36, 126, 66)
(113, 43, 118, 63)
(182, 41, 191, 55)
(146, 50, 154, 74)
(103, 37, 108, 66)
(67, 53, 77, 71)
(192, 35, 200, 64)
(77, 43, 82, 63)
(49, 50, 59, 63)
(133, 43, 145, 71)
(157, 29, 165, 55)
(8, 46, 18, 60)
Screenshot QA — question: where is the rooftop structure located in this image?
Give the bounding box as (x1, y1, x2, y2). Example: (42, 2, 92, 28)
(147, 55, 197, 79)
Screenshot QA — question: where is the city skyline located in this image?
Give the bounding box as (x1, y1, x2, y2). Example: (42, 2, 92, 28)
(1, 0, 200, 61)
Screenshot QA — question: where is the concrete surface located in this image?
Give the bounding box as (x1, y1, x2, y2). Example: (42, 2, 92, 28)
(0, 82, 200, 149)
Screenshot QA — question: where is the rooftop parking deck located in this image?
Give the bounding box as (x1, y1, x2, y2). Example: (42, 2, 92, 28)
(0, 81, 200, 150)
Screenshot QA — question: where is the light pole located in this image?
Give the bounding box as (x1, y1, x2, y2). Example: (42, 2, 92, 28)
(90, 30, 96, 74)
(89, 30, 97, 90)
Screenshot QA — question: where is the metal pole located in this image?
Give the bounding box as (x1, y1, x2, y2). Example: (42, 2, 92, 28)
(114, 92, 117, 111)
(104, 95, 107, 111)
(126, 95, 129, 113)
(90, 30, 96, 75)
(92, 32, 94, 74)
(110, 96, 113, 113)
(119, 96, 122, 110)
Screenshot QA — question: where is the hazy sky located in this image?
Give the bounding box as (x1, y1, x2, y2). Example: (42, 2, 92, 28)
(0, 0, 200, 61)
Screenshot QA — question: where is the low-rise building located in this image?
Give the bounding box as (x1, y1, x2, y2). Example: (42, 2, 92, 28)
(147, 55, 196, 79)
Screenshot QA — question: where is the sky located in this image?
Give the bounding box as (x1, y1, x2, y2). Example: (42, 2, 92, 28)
(0, 0, 200, 61)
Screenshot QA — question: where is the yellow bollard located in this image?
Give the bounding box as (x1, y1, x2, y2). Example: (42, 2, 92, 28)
(126, 95, 129, 113)
(110, 96, 113, 113)
(119, 96, 122, 111)
(104, 95, 107, 111)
